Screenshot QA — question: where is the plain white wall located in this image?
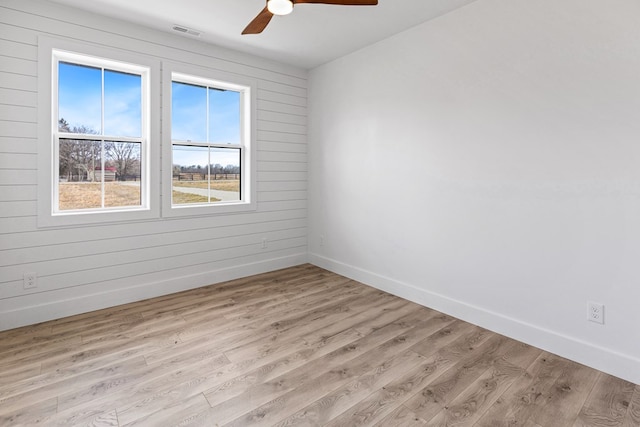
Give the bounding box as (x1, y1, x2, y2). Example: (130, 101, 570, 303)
(308, 0, 640, 384)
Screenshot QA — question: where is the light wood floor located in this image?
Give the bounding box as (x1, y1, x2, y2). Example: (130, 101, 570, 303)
(1, 265, 638, 427)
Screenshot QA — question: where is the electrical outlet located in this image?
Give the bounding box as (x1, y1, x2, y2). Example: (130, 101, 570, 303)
(261, 238, 268, 249)
(23, 272, 37, 290)
(588, 302, 604, 324)
(320, 234, 325, 246)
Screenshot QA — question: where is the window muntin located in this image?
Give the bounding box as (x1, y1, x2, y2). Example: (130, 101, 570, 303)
(53, 51, 149, 214)
(170, 74, 248, 208)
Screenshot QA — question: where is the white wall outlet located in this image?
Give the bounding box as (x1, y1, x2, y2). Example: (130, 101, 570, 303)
(23, 272, 37, 290)
(588, 302, 604, 324)
(261, 238, 268, 249)
(320, 234, 325, 246)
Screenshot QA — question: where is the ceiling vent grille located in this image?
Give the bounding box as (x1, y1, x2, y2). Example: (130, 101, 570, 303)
(172, 25, 201, 37)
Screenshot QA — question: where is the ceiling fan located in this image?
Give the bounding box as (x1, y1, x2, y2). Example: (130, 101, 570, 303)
(242, 0, 378, 35)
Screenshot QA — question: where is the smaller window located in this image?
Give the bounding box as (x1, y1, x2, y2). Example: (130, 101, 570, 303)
(163, 68, 255, 216)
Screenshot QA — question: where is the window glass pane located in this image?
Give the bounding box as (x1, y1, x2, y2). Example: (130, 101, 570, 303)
(58, 62, 102, 134)
(172, 82, 206, 142)
(209, 88, 241, 145)
(210, 147, 240, 202)
(172, 145, 210, 205)
(104, 141, 142, 207)
(104, 70, 142, 137)
(58, 138, 103, 210)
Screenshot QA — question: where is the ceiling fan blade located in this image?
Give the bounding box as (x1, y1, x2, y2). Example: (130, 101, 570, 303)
(294, 0, 378, 4)
(242, 6, 274, 34)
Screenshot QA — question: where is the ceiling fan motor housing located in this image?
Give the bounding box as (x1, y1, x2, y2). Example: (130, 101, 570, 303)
(267, 0, 294, 16)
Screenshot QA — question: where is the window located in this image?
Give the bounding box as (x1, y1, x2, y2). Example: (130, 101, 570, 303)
(55, 56, 146, 212)
(38, 38, 160, 227)
(163, 66, 255, 216)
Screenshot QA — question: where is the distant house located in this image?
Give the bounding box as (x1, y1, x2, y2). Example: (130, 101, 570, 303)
(95, 166, 116, 182)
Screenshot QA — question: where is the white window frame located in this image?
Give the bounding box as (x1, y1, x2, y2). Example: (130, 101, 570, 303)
(162, 62, 257, 217)
(37, 37, 160, 227)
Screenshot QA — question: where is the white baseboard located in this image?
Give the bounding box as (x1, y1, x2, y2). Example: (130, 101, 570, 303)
(309, 252, 640, 385)
(1, 253, 308, 332)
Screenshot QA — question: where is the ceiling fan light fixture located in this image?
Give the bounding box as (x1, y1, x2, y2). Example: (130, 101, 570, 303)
(267, 0, 294, 16)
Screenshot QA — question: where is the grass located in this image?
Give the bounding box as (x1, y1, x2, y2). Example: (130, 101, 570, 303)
(172, 191, 220, 204)
(59, 182, 223, 210)
(172, 179, 239, 192)
(59, 182, 140, 211)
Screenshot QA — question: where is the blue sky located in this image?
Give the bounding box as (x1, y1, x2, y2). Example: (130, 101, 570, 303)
(171, 81, 241, 168)
(58, 63, 241, 168)
(58, 62, 141, 137)
(172, 146, 240, 171)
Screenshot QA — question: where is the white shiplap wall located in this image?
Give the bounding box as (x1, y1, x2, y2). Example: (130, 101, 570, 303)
(0, 0, 308, 331)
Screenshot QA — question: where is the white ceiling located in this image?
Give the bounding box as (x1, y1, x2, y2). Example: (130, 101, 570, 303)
(46, 0, 479, 69)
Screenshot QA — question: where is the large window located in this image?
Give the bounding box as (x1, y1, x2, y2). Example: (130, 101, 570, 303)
(38, 39, 160, 227)
(164, 68, 255, 216)
(55, 55, 147, 212)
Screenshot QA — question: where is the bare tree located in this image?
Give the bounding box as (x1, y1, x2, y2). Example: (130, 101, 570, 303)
(211, 163, 223, 180)
(58, 119, 73, 180)
(58, 119, 101, 181)
(106, 141, 140, 181)
(223, 164, 240, 179)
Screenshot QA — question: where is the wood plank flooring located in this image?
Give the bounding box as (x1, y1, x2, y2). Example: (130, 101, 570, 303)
(0, 264, 638, 427)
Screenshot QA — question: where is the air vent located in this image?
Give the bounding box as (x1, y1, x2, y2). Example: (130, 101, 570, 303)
(172, 25, 201, 37)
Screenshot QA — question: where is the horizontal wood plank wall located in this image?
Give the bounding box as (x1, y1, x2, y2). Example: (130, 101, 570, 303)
(0, 0, 308, 331)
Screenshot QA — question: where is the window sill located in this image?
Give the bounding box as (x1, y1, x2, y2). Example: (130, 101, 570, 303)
(161, 200, 257, 218)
